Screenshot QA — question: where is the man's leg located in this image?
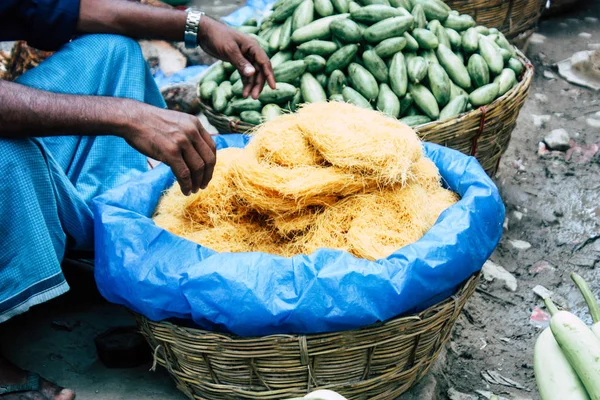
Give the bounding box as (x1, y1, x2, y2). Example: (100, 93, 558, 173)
(1, 34, 165, 399)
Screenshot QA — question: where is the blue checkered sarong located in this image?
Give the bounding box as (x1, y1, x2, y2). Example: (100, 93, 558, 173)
(0, 34, 166, 322)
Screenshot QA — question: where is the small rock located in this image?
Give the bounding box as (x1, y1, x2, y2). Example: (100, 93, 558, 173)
(447, 388, 478, 400)
(530, 33, 547, 44)
(590, 43, 600, 50)
(512, 211, 524, 221)
(533, 285, 553, 299)
(559, 22, 568, 28)
(509, 239, 532, 250)
(534, 93, 548, 103)
(529, 260, 555, 274)
(402, 374, 438, 400)
(476, 391, 509, 400)
(585, 17, 599, 23)
(570, 253, 598, 268)
(538, 141, 549, 156)
(596, 111, 600, 117)
(586, 118, 600, 128)
(579, 32, 593, 39)
(566, 18, 580, 23)
(532, 114, 551, 128)
(482, 260, 518, 291)
(544, 70, 556, 79)
(544, 128, 571, 151)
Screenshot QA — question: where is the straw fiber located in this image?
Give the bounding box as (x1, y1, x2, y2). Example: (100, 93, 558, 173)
(137, 273, 480, 400)
(199, 51, 533, 177)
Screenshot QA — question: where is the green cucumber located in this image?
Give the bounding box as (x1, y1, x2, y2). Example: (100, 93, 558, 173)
(238, 26, 260, 34)
(200, 80, 218, 101)
(467, 54, 490, 88)
(297, 40, 339, 56)
(409, 82, 439, 119)
(407, 56, 428, 84)
(342, 86, 373, 109)
(389, 0, 412, 10)
(499, 48, 512, 63)
(474, 25, 489, 35)
(293, 49, 306, 60)
(376, 83, 400, 117)
(230, 98, 263, 112)
(291, 14, 349, 43)
(534, 327, 591, 400)
(488, 27, 499, 34)
(262, 104, 283, 121)
(403, 32, 419, 51)
(469, 82, 499, 106)
(508, 57, 524, 75)
(271, 0, 305, 22)
(493, 68, 517, 96)
(397, 7, 412, 17)
(199, 62, 226, 85)
(304, 55, 327, 73)
(547, 298, 600, 400)
(229, 69, 241, 83)
(331, 0, 350, 13)
(443, 14, 475, 31)
(411, 4, 427, 29)
(300, 73, 327, 103)
(571, 273, 600, 339)
(412, 0, 449, 21)
(405, 106, 419, 116)
(461, 27, 479, 53)
(421, 49, 439, 65)
(269, 25, 283, 53)
(219, 81, 233, 100)
(258, 26, 275, 41)
(449, 80, 467, 100)
(495, 33, 515, 55)
(446, 28, 462, 50)
(455, 50, 464, 65)
(399, 93, 414, 116)
(363, 50, 389, 83)
(348, 62, 379, 100)
(330, 93, 345, 102)
(389, 52, 408, 97)
(374, 37, 407, 58)
(348, 1, 361, 12)
(351, 5, 403, 23)
(279, 17, 294, 50)
(292, 0, 315, 31)
(314, 0, 335, 16)
(437, 44, 471, 89)
(212, 87, 227, 112)
(270, 51, 294, 68)
(243, 17, 258, 26)
(428, 63, 451, 106)
(222, 62, 235, 75)
(439, 94, 467, 120)
(289, 89, 303, 111)
(363, 16, 415, 43)
(240, 110, 263, 124)
(330, 19, 363, 43)
(400, 115, 431, 126)
(231, 79, 244, 97)
(412, 28, 439, 50)
(358, 0, 390, 5)
(479, 36, 504, 74)
(223, 104, 235, 116)
(326, 44, 359, 74)
(327, 69, 346, 95)
(432, 21, 451, 48)
(249, 34, 271, 55)
(274, 60, 308, 83)
(316, 73, 328, 87)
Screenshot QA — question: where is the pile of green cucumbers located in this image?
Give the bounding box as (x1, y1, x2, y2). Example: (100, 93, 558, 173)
(198, 0, 525, 127)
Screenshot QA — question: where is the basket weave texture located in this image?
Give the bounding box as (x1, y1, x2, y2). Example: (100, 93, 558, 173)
(137, 274, 479, 400)
(443, 0, 547, 41)
(200, 52, 533, 177)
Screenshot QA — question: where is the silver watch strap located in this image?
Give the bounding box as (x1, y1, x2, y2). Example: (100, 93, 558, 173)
(184, 9, 204, 49)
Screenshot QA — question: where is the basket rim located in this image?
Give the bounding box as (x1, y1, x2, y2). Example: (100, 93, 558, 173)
(198, 50, 533, 134)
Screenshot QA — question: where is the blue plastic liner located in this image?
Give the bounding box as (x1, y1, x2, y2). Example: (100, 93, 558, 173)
(93, 135, 504, 336)
(222, 0, 277, 27)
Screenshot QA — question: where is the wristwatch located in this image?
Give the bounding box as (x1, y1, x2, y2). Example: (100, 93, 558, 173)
(184, 8, 205, 49)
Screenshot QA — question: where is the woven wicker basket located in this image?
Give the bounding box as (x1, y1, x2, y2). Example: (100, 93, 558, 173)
(443, 0, 547, 43)
(137, 273, 480, 400)
(200, 51, 533, 177)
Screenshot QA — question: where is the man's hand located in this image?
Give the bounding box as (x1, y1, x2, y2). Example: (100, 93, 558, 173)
(123, 104, 217, 196)
(197, 17, 276, 99)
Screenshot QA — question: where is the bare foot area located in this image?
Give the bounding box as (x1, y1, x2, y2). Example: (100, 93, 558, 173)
(0, 357, 75, 400)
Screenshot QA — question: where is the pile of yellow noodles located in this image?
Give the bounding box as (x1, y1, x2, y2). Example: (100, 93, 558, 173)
(152, 102, 459, 260)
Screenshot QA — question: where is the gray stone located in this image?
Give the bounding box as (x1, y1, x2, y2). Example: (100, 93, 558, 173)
(530, 33, 547, 44)
(586, 118, 600, 128)
(532, 114, 551, 128)
(402, 374, 438, 400)
(585, 17, 599, 23)
(589, 43, 600, 50)
(534, 93, 548, 103)
(509, 239, 532, 250)
(482, 260, 518, 291)
(579, 32, 593, 39)
(544, 70, 556, 79)
(544, 128, 571, 151)
(447, 388, 478, 400)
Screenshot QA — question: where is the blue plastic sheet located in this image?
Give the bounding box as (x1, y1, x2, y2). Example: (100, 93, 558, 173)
(93, 136, 504, 337)
(222, 0, 277, 27)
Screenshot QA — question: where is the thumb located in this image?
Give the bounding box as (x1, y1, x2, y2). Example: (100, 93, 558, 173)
(229, 47, 256, 77)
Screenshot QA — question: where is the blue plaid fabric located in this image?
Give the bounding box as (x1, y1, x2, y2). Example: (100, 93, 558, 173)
(0, 34, 166, 323)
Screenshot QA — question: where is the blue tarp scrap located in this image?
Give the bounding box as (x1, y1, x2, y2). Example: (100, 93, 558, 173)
(93, 135, 504, 337)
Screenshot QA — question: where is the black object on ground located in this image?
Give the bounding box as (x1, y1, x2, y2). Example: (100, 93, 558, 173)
(94, 326, 152, 369)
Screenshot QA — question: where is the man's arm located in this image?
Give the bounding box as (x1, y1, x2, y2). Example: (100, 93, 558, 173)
(0, 79, 215, 195)
(77, 0, 275, 99)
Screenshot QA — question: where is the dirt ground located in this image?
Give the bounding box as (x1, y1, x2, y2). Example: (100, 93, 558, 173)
(1, 1, 599, 399)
